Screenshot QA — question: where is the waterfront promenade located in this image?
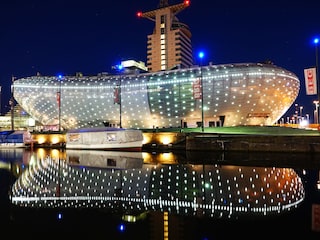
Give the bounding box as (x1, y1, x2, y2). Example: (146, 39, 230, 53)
(28, 125, 320, 153)
(142, 125, 320, 153)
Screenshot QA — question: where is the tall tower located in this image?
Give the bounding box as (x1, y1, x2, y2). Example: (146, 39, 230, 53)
(137, 0, 192, 72)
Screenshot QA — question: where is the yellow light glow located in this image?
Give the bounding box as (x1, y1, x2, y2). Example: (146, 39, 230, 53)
(51, 149, 61, 159)
(50, 136, 60, 144)
(160, 136, 172, 145)
(158, 152, 176, 163)
(142, 135, 151, 144)
(37, 136, 47, 144)
(36, 148, 47, 159)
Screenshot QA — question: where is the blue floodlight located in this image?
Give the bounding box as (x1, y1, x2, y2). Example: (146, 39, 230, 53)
(197, 50, 205, 132)
(313, 36, 320, 124)
(198, 51, 204, 59)
(58, 74, 63, 79)
(116, 64, 123, 71)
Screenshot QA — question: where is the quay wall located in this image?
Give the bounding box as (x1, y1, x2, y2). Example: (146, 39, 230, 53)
(142, 132, 320, 153)
(30, 131, 320, 153)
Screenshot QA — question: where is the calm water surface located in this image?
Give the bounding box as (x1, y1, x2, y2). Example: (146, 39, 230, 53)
(1, 148, 320, 239)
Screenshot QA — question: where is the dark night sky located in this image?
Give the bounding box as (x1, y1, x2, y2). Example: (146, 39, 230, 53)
(1, 0, 319, 120)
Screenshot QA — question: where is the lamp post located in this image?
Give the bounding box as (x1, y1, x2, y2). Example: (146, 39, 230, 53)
(57, 75, 62, 132)
(314, 37, 319, 126)
(314, 100, 319, 124)
(10, 75, 15, 130)
(198, 51, 205, 132)
(116, 64, 123, 128)
(118, 80, 122, 128)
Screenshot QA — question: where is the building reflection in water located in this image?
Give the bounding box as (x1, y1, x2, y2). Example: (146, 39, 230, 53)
(10, 149, 305, 221)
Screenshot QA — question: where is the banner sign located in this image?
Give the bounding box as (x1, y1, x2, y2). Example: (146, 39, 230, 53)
(304, 67, 317, 95)
(193, 78, 202, 99)
(56, 92, 61, 107)
(114, 87, 121, 104)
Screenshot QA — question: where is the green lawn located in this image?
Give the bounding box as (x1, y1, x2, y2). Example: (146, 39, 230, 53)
(141, 125, 320, 136)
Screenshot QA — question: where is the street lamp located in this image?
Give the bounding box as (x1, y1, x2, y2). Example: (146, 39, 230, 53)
(314, 100, 319, 124)
(198, 51, 205, 132)
(57, 75, 62, 132)
(115, 63, 123, 128)
(314, 37, 319, 125)
(10, 75, 15, 130)
(118, 80, 122, 128)
(299, 106, 303, 122)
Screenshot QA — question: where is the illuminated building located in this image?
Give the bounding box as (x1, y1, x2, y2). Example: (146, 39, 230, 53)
(12, 0, 300, 130)
(13, 63, 299, 129)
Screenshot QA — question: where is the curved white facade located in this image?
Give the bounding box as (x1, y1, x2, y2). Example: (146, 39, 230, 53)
(13, 62, 300, 130)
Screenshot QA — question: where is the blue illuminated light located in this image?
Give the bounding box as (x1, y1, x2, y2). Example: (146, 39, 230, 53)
(314, 38, 319, 45)
(117, 64, 123, 71)
(57, 212, 63, 220)
(118, 223, 125, 232)
(198, 51, 204, 59)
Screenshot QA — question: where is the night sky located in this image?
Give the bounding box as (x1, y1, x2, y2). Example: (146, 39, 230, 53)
(1, 0, 319, 121)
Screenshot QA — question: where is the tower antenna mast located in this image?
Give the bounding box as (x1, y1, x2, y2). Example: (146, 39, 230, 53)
(159, 0, 169, 8)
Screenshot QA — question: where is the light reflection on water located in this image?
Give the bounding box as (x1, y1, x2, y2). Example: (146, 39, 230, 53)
(1, 148, 320, 238)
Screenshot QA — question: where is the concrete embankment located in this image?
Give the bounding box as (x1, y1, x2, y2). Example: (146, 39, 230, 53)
(29, 128, 320, 153)
(142, 132, 320, 153)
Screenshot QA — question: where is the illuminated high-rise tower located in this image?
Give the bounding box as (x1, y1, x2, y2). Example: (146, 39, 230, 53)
(137, 0, 192, 72)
